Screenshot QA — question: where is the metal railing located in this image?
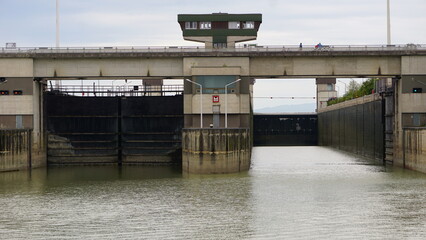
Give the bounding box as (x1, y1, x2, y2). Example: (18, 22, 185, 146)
(1, 44, 425, 54)
(47, 84, 184, 97)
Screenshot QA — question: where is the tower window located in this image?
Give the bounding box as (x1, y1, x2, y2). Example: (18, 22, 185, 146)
(228, 21, 240, 29)
(185, 22, 198, 29)
(213, 43, 227, 48)
(200, 22, 211, 29)
(242, 21, 254, 29)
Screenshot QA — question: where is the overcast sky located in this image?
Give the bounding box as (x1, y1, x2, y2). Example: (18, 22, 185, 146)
(1, 0, 425, 111)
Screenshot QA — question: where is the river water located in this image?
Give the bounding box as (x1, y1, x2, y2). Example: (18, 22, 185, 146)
(1, 146, 426, 239)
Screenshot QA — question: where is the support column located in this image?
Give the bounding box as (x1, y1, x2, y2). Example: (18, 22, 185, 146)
(393, 74, 426, 172)
(182, 128, 251, 174)
(0, 77, 46, 169)
(316, 78, 337, 111)
(182, 74, 252, 173)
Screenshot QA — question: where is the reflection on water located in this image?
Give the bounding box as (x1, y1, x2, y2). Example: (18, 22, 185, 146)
(1, 147, 426, 239)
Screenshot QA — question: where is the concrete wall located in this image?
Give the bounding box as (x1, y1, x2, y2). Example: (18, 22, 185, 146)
(403, 129, 426, 173)
(0, 129, 31, 172)
(318, 94, 384, 160)
(182, 128, 251, 174)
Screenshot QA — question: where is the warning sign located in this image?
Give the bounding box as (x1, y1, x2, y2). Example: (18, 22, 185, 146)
(212, 95, 220, 103)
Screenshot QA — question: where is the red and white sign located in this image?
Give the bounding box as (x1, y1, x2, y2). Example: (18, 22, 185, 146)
(212, 95, 220, 103)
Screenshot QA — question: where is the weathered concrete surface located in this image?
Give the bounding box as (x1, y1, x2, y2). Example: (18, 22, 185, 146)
(182, 128, 251, 174)
(0, 130, 31, 172)
(404, 129, 426, 173)
(31, 80, 46, 169)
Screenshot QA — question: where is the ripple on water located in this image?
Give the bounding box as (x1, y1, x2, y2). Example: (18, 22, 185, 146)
(0, 146, 426, 239)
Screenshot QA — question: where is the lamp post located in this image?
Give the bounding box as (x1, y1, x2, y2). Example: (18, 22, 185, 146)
(225, 78, 241, 128)
(387, 0, 391, 45)
(185, 79, 203, 128)
(56, 0, 60, 48)
(338, 80, 347, 95)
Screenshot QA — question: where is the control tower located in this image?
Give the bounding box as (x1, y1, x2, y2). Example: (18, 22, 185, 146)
(178, 13, 262, 48)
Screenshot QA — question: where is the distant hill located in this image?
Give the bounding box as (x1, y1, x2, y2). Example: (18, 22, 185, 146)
(254, 103, 316, 113)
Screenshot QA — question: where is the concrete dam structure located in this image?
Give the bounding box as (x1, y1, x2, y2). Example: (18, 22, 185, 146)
(1, 13, 426, 174)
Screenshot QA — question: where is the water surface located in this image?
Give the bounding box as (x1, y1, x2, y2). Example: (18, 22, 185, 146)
(1, 147, 426, 239)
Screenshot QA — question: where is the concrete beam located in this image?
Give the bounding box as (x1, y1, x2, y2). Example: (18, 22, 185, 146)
(1, 51, 424, 79)
(402, 56, 426, 74)
(0, 58, 33, 77)
(34, 58, 184, 78)
(183, 57, 249, 76)
(191, 67, 241, 76)
(250, 56, 401, 77)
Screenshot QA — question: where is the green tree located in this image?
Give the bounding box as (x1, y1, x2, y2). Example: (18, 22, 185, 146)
(327, 78, 378, 106)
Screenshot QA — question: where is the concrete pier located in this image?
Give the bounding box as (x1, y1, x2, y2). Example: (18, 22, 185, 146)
(403, 129, 426, 173)
(0, 129, 32, 172)
(182, 128, 251, 174)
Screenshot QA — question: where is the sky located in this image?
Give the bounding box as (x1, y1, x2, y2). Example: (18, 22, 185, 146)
(1, 0, 425, 111)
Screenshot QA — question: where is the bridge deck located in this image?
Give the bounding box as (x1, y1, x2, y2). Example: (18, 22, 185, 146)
(1, 44, 426, 58)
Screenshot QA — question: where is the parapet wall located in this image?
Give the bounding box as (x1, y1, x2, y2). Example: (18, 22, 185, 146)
(318, 94, 384, 160)
(182, 128, 251, 174)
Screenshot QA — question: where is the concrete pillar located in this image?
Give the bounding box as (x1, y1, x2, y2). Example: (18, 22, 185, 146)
(393, 74, 426, 171)
(316, 78, 337, 111)
(182, 75, 252, 173)
(0, 77, 46, 169)
(182, 128, 251, 174)
(31, 79, 46, 168)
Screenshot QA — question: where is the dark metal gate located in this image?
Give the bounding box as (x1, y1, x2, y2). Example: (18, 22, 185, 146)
(253, 114, 318, 146)
(45, 94, 183, 165)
